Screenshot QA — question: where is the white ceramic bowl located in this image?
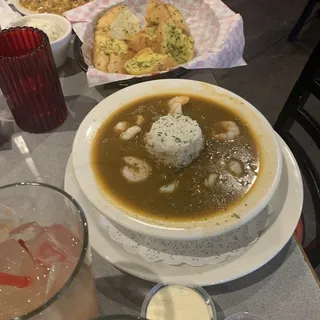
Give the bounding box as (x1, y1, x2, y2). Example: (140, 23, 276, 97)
(9, 14, 72, 68)
(72, 79, 282, 240)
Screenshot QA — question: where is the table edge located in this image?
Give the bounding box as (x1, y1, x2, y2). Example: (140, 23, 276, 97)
(294, 235, 320, 287)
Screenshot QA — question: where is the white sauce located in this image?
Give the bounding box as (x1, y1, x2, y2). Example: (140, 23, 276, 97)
(23, 19, 64, 42)
(146, 285, 214, 320)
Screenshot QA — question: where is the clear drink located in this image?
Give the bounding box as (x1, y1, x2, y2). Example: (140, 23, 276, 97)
(0, 183, 99, 320)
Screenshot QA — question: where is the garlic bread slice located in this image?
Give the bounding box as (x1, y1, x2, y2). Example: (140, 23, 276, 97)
(158, 22, 194, 64)
(93, 37, 130, 72)
(124, 48, 177, 75)
(107, 50, 136, 74)
(96, 5, 123, 30)
(145, 0, 171, 25)
(165, 4, 189, 33)
(96, 5, 141, 40)
(93, 47, 110, 72)
(128, 25, 159, 52)
(145, 25, 158, 38)
(95, 37, 129, 56)
(159, 54, 178, 71)
(145, 0, 189, 33)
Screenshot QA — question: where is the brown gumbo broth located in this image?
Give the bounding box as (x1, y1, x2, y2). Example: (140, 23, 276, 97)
(92, 95, 259, 222)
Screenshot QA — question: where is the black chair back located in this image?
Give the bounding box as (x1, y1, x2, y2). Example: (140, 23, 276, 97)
(274, 42, 320, 267)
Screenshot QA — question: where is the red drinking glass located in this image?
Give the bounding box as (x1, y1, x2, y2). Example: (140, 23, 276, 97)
(0, 27, 67, 133)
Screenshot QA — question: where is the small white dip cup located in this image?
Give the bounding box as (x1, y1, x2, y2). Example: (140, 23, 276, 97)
(9, 13, 72, 68)
(141, 283, 217, 320)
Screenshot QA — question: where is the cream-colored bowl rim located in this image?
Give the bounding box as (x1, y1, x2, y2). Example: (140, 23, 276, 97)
(72, 79, 282, 240)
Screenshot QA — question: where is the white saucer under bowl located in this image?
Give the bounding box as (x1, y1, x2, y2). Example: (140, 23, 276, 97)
(64, 136, 303, 286)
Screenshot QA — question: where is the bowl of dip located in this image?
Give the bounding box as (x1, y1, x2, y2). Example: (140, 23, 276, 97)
(141, 283, 217, 320)
(9, 13, 72, 68)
